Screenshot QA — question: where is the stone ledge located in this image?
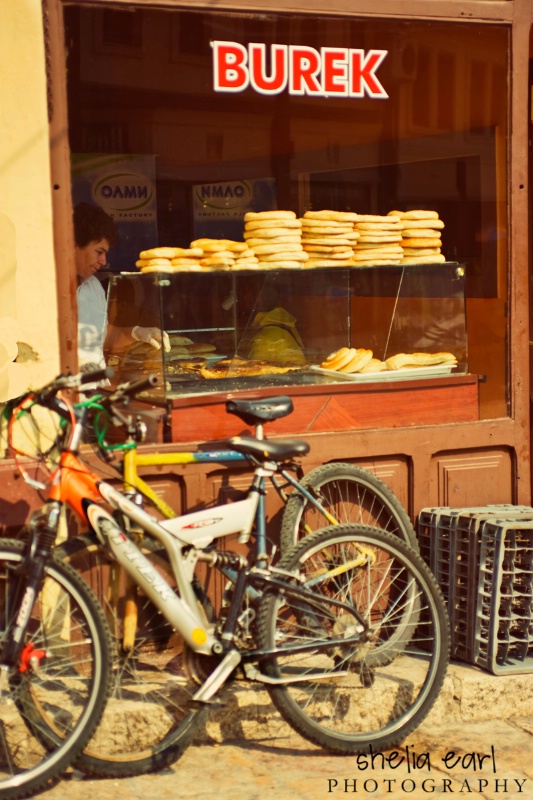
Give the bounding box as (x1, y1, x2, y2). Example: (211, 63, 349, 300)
(199, 661, 533, 744)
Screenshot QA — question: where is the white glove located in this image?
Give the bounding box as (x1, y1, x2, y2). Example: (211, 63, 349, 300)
(132, 326, 170, 352)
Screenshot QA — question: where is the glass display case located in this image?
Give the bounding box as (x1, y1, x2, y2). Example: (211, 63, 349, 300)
(105, 262, 467, 400)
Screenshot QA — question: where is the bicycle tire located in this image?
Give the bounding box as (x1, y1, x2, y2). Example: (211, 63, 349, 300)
(56, 533, 209, 778)
(257, 524, 449, 754)
(280, 462, 418, 553)
(0, 538, 112, 800)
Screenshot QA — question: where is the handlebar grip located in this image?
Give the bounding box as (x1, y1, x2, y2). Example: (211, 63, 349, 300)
(80, 367, 115, 385)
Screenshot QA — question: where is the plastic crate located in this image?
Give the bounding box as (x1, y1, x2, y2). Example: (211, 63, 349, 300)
(474, 519, 533, 674)
(417, 505, 533, 673)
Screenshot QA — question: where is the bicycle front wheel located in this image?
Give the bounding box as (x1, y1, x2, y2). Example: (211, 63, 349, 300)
(280, 462, 418, 553)
(56, 533, 209, 778)
(0, 538, 111, 800)
(257, 524, 449, 754)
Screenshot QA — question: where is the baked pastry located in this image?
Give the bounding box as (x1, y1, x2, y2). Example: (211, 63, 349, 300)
(385, 352, 457, 370)
(321, 347, 355, 370)
(337, 349, 373, 373)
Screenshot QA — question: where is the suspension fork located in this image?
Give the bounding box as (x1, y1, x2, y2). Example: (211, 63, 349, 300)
(0, 502, 61, 666)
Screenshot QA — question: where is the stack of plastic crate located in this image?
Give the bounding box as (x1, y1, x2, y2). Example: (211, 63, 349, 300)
(417, 505, 533, 674)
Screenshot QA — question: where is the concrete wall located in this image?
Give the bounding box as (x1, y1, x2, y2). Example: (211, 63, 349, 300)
(0, 1, 61, 402)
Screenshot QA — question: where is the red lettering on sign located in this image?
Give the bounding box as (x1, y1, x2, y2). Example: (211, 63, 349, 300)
(212, 41, 249, 92)
(350, 49, 388, 97)
(211, 41, 388, 99)
(289, 46, 322, 95)
(250, 43, 288, 94)
(321, 48, 349, 95)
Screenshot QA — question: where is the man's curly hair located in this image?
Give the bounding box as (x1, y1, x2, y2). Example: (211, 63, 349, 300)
(73, 202, 119, 248)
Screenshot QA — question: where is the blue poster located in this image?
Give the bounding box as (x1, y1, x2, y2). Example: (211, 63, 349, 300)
(71, 154, 158, 272)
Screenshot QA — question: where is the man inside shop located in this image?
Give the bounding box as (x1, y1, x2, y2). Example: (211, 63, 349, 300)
(74, 202, 170, 370)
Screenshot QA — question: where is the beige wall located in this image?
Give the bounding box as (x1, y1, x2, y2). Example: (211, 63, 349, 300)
(0, 1, 61, 402)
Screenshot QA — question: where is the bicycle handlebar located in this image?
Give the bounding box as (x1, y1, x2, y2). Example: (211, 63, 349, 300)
(104, 374, 160, 406)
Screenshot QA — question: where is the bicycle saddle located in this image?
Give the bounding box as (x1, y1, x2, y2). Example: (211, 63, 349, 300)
(225, 396, 293, 427)
(227, 434, 309, 462)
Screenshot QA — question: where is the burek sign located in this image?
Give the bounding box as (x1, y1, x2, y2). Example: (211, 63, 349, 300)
(212, 41, 388, 98)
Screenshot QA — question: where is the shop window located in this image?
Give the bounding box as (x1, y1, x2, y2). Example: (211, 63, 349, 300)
(63, 7, 510, 421)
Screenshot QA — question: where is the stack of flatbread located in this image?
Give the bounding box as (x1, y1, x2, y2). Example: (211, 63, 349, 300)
(390, 211, 446, 264)
(190, 239, 259, 270)
(300, 211, 359, 267)
(136, 247, 203, 273)
(242, 211, 308, 269)
(349, 215, 404, 266)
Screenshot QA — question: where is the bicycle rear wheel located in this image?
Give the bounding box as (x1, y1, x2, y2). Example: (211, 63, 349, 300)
(257, 524, 449, 754)
(56, 533, 209, 778)
(280, 462, 418, 552)
(0, 538, 111, 800)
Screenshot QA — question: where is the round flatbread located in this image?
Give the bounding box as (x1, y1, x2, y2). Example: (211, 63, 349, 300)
(357, 235, 403, 243)
(357, 214, 401, 223)
(352, 259, 402, 266)
(170, 257, 202, 266)
(136, 258, 172, 267)
(190, 239, 248, 253)
(400, 210, 440, 220)
(244, 234, 301, 245)
(304, 245, 354, 254)
(400, 254, 446, 264)
(399, 219, 444, 230)
(259, 250, 308, 262)
(301, 237, 358, 247)
(301, 226, 353, 236)
(200, 256, 235, 266)
(402, 247, 441, 256)
(301, 218, 354, 228)
(139, 247, 180, 259)
(356, 221, 403, 231)
(307, 250, 354, 259)
(402, 229, 442, 238)
(244, 210, 296, 221)
(303, 210, 359, 222)
(233, 258, 260, 267)
(306, 259, 353, 266)
(262, 260, 305, 269)
(253, 243, 303, 254)
(138, 264, 174, 274)
(321, 347, 355, 370)
(244, 219, 302, 231)
(401, 237, 442, 248)
(338, 348, 373, 374)
(244, 228, 302, 239)
(354, 242, 403, 251)
(351, 250, 402, 261)
(234, 248, 255, 259)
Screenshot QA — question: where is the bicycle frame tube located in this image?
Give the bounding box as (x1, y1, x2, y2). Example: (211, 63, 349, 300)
(122, 448, 246, 519)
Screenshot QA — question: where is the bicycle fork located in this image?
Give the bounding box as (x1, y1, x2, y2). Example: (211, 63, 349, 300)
(0, 503, 61, 693)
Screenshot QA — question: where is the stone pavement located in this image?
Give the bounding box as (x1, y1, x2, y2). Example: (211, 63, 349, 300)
(38, 661, 533, 800)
